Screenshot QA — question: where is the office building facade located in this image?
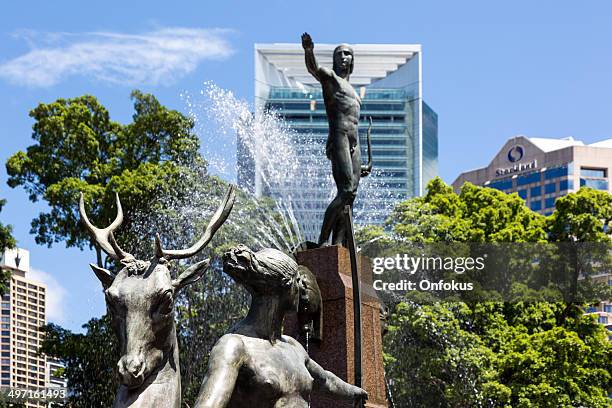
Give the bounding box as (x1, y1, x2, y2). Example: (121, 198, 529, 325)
(452, 136, 612, 216)
(251, 43, 438, 241)
(0, 248, 48, 407)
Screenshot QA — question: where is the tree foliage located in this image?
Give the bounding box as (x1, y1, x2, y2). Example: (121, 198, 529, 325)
(39, 318, 117, 407)
(548, 187, 612, 243)
(364, 178, 612, 407)
(385, 177, 547, 244)
(385, 301, 612, 408)
(8, 92, 285, 406)
(0, 199, 16, 251)
(5, 91, 201, 260)
(0, 199, 17, 296)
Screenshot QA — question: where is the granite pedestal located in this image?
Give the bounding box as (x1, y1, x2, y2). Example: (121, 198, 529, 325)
(285, 245, 388, 408)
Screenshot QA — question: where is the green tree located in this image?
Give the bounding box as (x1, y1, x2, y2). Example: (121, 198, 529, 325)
(385, 300, 612, 407)
(548, 187, 612, 243)
(384, 302, 499, 407)
(386, 177, 547, 244)
(0, 199, 17, 296)
(6, 90, 201, 265)
(0, 393, 26, 408)
(0, 199, 16, 251)
(370, 179, 612, 407)
(6, 91, 202, 407)
(482, 302, 611, 408)
(546, 187, 612, 321)
(39, 318, 117, 407)
(8, 92, 285, 406)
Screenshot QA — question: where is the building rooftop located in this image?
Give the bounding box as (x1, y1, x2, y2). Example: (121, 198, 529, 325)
(255, 43, 421, 87)
(589, 138, 612, 148)
(527, 136, 584, 152)
(525, 136, 612, 152)
(0, 247, 29, 273)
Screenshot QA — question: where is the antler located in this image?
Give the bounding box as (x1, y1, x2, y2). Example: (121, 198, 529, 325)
(155, 185, 236, 260)
(79, 193, 134, 261)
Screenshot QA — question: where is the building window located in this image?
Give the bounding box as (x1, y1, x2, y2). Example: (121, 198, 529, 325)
(518, 189, 528, 199)
(530, 186, 541, 197)
(545, 197, 556, 209)
(530, 201, 542, 211)
(598, 316, 608, 324)
(517, 172, 541, 186)
(580, 168, 606, 178)
(545, 183, 557, 194)
(544, 165, 569, 180)
(559, 179, 573, 191)
(489, 179, 513, 190)
(580, 178, 609, 190)
(604, 305, 612, 313)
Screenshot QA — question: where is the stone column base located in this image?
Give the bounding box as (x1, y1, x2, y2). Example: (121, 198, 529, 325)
(285, 245, 388, 408)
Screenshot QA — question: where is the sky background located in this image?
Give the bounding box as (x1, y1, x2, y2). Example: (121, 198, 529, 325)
(1, 0, 612, 332)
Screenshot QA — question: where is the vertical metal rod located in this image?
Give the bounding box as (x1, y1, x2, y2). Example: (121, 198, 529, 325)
(344, 205, 363, 406)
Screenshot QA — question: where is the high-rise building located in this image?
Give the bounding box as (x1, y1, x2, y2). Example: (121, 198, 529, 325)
(249, 43, 438, 241)
(452, 135, 612, 215)
(0, 248, 48, 407)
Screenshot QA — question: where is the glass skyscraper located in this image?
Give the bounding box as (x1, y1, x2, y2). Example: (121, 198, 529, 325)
(248, 43, 438, 241)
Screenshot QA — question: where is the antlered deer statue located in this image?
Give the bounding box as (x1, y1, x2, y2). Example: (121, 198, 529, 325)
(79, 186, 236, 408)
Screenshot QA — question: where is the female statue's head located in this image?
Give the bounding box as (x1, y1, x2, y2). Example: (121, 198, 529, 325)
(223, 245, 299, 310)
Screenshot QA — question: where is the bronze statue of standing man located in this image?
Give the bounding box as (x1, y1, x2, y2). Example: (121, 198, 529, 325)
(302, 33, 371, 247)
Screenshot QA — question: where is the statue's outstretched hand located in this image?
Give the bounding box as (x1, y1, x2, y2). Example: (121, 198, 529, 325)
(302, 32, 314, 50)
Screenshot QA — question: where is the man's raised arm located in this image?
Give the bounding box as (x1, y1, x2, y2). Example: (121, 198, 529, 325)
(302, 32, 329, 82)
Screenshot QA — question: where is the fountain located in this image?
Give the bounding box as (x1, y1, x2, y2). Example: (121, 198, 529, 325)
(183, 81, 396, 245)
(80, 32, 392, 408)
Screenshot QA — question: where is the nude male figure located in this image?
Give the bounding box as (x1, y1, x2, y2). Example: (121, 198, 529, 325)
(302, 32, 371, 246)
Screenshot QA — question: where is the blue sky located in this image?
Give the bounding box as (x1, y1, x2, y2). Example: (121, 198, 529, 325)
(1, 0, 612, 332)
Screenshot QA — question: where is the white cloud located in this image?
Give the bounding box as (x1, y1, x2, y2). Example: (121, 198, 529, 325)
(0, 27, 234, 87)
(28, 267, 67, 324)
